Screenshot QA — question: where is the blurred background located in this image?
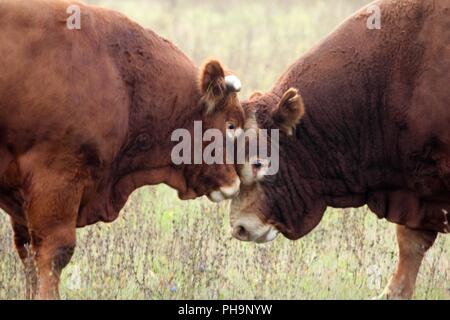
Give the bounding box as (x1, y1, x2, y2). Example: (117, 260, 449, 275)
(0, 0, 448, 299)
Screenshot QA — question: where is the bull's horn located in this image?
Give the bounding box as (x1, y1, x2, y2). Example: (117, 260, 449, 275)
(225, 75, 242, 93)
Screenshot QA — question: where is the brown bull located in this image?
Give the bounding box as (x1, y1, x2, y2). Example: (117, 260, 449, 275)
(231, 0, 450, 299)
(0, 0, 245, 299)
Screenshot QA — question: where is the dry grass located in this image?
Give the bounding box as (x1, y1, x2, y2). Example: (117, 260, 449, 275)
(1, 186, 449, 299)
(0, 0, 448, 300)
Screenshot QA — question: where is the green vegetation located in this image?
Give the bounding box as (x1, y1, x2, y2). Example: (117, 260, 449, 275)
(0, 0, 448, 299)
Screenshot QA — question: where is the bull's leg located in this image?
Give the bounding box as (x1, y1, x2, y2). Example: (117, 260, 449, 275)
(26, 177, 82, 300)
(10, 219, 37, 300)
(30, 224, 77, 300)
(381, 225, 437, 299)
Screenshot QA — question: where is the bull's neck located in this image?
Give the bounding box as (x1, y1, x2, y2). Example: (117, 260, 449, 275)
(267, 1, 430, 210)
(268, 44, 396, 209)
(107, 24, 203, 174)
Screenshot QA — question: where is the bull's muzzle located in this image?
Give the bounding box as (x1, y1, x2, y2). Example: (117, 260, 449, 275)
(230, 215, 279, 243)
(207, 178, 241, 202)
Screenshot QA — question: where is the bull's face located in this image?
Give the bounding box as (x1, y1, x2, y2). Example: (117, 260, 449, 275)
(230, 88, 324, 243)
(181, 60, 245, 202)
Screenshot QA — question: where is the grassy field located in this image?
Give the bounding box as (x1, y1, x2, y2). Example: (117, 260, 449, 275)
(0, 0, 449, 300)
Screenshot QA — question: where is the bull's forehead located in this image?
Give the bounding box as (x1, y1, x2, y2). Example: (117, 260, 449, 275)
(226, 95, 246, 124)
(203, 95, 245, 129)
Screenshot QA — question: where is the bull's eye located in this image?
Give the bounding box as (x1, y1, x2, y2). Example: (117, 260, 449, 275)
(253, 160, 263, 170)
(251, 158, 270, 182)
(226, 121, 242, 139)
(240, 157, 269, 185)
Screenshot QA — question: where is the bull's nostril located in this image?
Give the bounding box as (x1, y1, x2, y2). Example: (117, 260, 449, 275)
(236, 225, 248, 239)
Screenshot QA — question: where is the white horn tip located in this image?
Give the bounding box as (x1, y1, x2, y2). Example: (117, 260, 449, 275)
(225, 75, 242, 92)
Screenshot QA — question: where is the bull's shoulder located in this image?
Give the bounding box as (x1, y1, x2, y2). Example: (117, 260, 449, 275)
(0, 1, 131, 161)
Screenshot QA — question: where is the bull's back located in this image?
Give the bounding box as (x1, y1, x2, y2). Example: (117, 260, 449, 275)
(0, 0, 129, 163)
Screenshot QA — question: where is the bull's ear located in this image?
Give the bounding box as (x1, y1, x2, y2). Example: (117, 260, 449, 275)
(199, 60, 241, 115)
(272, 88, 305, 136)
(199, 60, 226, 115)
